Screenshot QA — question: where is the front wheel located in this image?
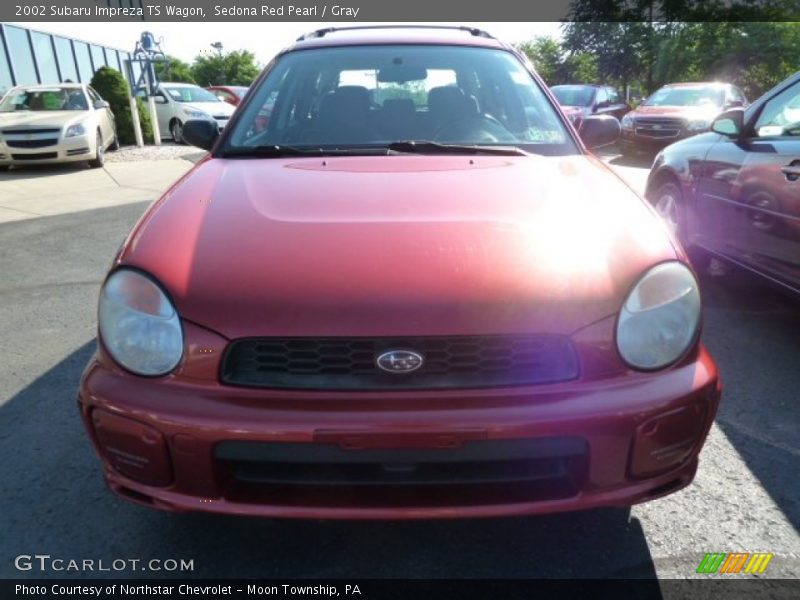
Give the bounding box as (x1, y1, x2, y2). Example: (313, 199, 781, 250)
(88, 131, 105, 169)
(171, 120, 185, 145)
(651, 180, 710, 272)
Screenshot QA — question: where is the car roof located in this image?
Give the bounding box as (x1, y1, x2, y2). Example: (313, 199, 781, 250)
(13, 83, 85, 90)
(160, 82, 199, 87)
(288, 26, 507, 52)
(662, 82, 731, 88)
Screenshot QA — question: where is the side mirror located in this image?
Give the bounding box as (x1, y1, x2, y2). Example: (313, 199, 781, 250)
(725, 99, 744, 109)
(182, 119, 219, 151)
(153, 94, 168, 104)
(93, 99, 110, 109)
(580, 114, 621, 149)
(711, 108, 745, 138)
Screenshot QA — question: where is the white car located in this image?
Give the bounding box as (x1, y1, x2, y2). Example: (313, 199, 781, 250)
(0, 83, 117, 169)
(146, 82, 235, 144)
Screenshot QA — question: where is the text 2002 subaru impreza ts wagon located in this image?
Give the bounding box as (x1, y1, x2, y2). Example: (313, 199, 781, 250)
(78, 27, 721, 519)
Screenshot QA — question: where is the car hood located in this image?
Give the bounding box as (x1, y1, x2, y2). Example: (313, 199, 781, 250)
(178, 101, 235, 116)
(120, 154, 677, 339)
(0, 110, 87, 129)
(631, 104, 721, 120)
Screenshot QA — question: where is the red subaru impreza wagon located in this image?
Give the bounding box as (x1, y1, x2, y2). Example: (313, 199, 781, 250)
(78, 26, 721, 519)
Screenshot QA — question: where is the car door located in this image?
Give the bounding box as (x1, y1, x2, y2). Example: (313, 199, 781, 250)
(605, 87, 628, 120)
(591, 86, 608, 115)
(695, 78, 800, 288)
(87, 86, 114, 145)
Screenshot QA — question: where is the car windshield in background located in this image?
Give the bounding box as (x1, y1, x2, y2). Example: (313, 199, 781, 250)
(551, 85, 595, 107)
(231, 86, 249, 98)
(644, 86, 724, 107)
(0, 88, 88, 112)
(164, 86, 220, 103)
(224, 45, 575, 156)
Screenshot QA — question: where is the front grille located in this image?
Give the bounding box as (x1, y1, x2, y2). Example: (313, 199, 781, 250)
(11, 152, 57, 160)
(221, 334, 579, 390)
(215, 437, 588, 507)
(634, 117, 684, 139)
(1, 128, 60, 135)
(6, 138, 58, 148)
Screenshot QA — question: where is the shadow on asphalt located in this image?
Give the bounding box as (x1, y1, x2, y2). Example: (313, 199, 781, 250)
(697, 266, 800, 534)
(0, 341, 658, 581)
(0, 162, 95, 180)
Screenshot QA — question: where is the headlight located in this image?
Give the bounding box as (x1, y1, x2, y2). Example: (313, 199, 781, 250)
(182, 108, 210, 119)
(98, 269, 183, 376)
(621, 114, 634, 129)
(687, 118, 712, 131)
(65, 122, 88, 137)
(616, 262, 701, 370)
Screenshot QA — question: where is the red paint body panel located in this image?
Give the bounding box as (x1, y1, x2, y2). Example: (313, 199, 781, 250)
(120, 155, 675, 340)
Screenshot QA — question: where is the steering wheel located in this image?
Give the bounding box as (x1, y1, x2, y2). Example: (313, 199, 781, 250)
(433, 115, 516, 144)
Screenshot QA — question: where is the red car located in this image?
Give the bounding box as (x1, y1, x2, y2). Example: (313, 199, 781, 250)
(207, 85, 249, 106)
(621, 82, 747, 155)
(647, 70, 800, 294)
(79, 26, 720, 519)
(551, 84, 630, 130)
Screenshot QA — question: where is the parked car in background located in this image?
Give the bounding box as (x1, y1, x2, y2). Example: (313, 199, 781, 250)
(144, 82, 235, 144)
(207, 85, 249, 106)
(78, 26, 721, 520)
(0, 83, 117, 169)
(646, 71, 799, 294)
(622, 82, 747, 155)
(551, 84, 629, 130)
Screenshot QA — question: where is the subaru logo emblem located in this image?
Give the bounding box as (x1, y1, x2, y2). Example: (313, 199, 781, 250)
(652, 124, 662, 130)
(376, 350, 424, 374)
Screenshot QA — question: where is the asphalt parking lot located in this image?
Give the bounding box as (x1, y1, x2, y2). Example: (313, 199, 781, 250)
(0, 149, 798, 581)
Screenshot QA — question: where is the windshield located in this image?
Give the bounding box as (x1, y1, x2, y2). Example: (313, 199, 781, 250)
(0, 87, 88, 112)
(551, 85, 595, 107)
(223, 45, 575, 156)
(231, 86, 249, 98)
(644, 86, 724, 107)
(163, 85, 220, 103)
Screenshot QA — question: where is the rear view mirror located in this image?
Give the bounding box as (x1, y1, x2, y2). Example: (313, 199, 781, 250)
(377, 65, 427, 83)
(579, 115, 621, 149)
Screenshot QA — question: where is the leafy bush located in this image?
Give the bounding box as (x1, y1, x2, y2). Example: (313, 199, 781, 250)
(90, 66, 154, 145)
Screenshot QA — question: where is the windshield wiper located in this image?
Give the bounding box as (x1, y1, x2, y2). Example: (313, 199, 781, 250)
(220, 145, 384, 158)
(386, 141, 529, 156)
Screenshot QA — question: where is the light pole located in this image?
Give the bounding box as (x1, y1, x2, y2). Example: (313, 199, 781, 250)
(210, 42, 224, 85)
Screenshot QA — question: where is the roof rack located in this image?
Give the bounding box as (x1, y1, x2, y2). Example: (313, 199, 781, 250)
(296, 25, 495, 42)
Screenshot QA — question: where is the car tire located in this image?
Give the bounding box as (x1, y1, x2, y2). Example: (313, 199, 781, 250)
(88, 131, 105, 169)
(651, 180, 711, 273)
(171, 120, 185, 145)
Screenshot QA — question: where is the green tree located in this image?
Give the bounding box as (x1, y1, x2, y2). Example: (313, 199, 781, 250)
(153, 56, 195, 84)
(89, 66, 153, 145)
(517, 36, 598, 85)
(191, 50, 261, 87)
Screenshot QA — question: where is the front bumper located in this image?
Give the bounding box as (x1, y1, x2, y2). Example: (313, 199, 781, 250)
(620, 127, 704, 151)
(78, 343, 721, 519)
(0, 133, 94, 165)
